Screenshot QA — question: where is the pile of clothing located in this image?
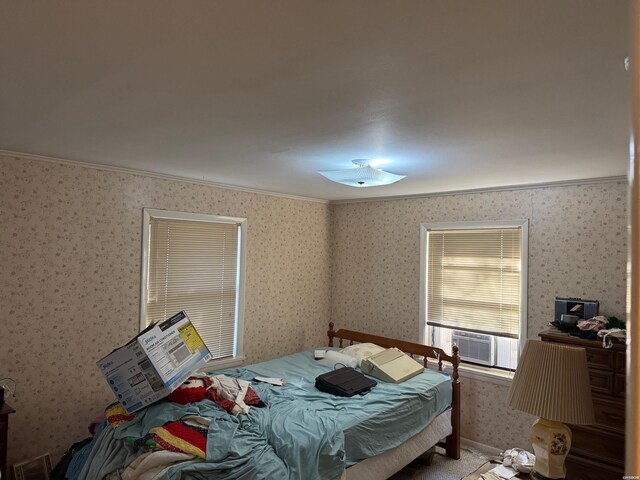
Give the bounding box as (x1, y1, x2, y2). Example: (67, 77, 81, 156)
(62, 374, 267, 480)
(168, 375, 265, 415)
(481, 448, 535, 480)
(572, 315, 626, 348)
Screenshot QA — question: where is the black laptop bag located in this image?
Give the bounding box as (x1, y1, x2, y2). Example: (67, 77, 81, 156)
(315, 367, 377, 397)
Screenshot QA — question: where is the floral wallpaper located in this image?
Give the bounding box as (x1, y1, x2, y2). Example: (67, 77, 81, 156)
(0, 151, 628, 464)
(330, 182, 628, 450)
(0, 153, 331, 464)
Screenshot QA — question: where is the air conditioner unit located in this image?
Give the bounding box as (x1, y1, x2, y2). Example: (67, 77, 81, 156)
(451, 330, 495, 366)
(495, 336, 519, 370)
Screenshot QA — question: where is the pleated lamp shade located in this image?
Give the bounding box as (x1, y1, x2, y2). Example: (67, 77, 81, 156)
(507, 340, 595, 425)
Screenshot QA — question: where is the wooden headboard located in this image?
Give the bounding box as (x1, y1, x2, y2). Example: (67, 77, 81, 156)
(327, 322, 460, 373)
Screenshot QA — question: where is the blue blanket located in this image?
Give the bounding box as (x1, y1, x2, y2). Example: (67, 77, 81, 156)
(76, 349, 452, 480)
(224, 349, 453, 468)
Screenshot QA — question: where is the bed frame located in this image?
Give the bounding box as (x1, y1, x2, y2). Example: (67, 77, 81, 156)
(327, 322, 461, 461)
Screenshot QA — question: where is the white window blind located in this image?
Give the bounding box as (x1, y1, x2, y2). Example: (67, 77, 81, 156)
(145, 216, 240, 360)
(426, 227, 522, 338)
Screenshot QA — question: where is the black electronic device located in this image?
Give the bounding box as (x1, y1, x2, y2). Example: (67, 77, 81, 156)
(554, 297, 599, 323)
(315, 367, 377, 397)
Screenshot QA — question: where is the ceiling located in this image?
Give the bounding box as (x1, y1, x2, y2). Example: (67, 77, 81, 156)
(0, 1, 631, 201)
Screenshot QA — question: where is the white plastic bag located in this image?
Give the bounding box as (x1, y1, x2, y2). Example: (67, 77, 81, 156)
(501, 448, 535, 474)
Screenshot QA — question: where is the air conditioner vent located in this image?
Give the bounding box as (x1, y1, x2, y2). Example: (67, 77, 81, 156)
(451, 330, 495, 366)
(11, 453, 52, 480)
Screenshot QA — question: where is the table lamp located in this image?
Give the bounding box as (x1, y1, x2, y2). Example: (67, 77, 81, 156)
(507, 340, 595, 479)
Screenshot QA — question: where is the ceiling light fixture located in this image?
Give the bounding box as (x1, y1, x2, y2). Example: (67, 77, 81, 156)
(318, 159, 406, 187)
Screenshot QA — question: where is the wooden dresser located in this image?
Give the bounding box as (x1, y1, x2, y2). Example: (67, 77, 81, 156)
(539, 331, 625, 480)
(0, 403, 15, 480)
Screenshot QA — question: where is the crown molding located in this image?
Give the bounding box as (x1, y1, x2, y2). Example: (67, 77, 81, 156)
(329, 176, 628, 204)
(0, 149, 329, 204)
(1, 148, 627, 205)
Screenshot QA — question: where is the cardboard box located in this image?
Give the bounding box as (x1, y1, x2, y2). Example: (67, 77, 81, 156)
(97, 311, 212, 413)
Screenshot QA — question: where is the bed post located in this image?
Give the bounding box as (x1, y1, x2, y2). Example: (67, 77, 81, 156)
(445, 344, 461, 459)
(327, 322, 335, 347)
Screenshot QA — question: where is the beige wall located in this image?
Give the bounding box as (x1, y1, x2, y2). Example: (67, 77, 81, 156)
(1, 152, 628, 462)
(330, 181, 628, 449)
(0, 154, 331, 463)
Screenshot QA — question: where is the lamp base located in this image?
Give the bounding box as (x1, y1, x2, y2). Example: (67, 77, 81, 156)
(530, 418, 572, 480)
(530, 470, 559, 480)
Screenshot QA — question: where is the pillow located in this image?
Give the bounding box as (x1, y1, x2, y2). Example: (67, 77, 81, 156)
(340, 343, 386, 367)
(318, 350, 358, 369)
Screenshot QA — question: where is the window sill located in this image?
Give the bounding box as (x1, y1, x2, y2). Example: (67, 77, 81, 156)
(200, 355, 246, 372)
(441, 362, 515, 386)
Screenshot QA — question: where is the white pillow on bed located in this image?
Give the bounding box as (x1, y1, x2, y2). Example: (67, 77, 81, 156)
(318, 350, 358, 369)
(340, 342, 386, 367)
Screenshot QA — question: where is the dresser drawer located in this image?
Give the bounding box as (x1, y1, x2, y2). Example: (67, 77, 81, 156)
(570, 425, 624, 467)
(566, 454, 624, 480)
(538, 331, 625, 476)
(588, 368, 614, 394)
(614, 373, 625, 398)
(592, 396, 625, 432)
(615, 351, 625, 373)
(584, 347, 614, 371)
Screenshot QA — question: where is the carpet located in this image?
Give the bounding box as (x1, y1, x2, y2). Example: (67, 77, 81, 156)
(389, 447, 489, 480)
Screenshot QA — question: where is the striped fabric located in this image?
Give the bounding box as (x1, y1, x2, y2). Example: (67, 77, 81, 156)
(149, 420, 208, 458)
(105, 402, 136, 428)
(104, 402, 208, 459)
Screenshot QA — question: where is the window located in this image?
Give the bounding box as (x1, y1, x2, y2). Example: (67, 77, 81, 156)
(141, 209, 246, 367)
(420, 220, 528, 371)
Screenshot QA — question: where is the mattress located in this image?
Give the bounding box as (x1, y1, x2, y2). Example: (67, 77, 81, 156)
(77, 349, 453, 480)
(224, 349, 453, 466)
(342, 409, 452, 480)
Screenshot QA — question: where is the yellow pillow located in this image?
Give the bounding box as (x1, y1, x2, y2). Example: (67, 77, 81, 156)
(340, 343, 386, 367)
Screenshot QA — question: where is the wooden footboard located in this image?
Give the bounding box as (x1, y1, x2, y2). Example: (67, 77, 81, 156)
(327, 322, 461, 460)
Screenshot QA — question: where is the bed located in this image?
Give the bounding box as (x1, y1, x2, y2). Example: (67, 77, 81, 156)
(69, 323, 460, 480)
(327, 322, 461, 479)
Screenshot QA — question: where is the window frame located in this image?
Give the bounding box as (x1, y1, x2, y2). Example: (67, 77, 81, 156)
(419, 219, 529, 374)
(140, 208, 247, 368)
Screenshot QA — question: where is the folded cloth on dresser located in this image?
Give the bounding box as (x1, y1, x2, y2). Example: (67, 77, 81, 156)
(598, 328, 626, 348)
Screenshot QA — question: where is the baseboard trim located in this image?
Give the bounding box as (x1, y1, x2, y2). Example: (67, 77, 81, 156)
(461, 437, 502, 457)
